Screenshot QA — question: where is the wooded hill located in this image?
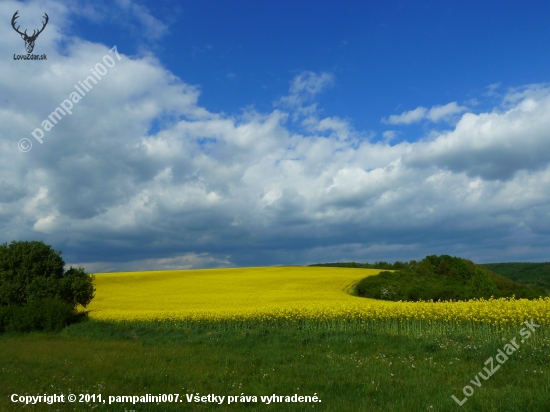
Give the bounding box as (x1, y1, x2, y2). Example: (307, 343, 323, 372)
(479, 262, 550, 290)
(310, 255, 547, 301)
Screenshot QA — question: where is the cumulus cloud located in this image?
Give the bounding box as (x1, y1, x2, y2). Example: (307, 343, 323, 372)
(382, 102, 468, 125)
(403, 95, 550, 180)
(275, 71, 334, 122)
(382, 130, 400, 143)
(382, 106, 427, 125)
(1, 1, 550, 271)
(484, 82, 502, 97)
(502, 82, 550, 107)
(426, 102, 468, 122)
(65, 0, 169, 42)
(69, 252, 235, 273)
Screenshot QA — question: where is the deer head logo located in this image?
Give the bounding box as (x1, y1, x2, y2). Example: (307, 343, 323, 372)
(11, 10, 49, 54)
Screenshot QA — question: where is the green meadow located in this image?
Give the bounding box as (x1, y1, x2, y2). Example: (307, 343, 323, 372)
(1, 318, 549, 411)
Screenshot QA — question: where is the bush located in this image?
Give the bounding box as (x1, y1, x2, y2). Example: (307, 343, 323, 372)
(0, 240, 95, 333)
(380, 285, 399, 300)
(0, 298, 76, 333)
(0, 240, 95, 307)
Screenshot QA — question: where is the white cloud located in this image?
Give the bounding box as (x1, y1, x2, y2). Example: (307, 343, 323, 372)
(403, 92, 550, 181)
(502, 82, 550, 107)
(68, 252, 235, 273)
(1, 1, 550, 268)
(115, 0, 168, 41)
(65, 0, 169, 42)
(288, 71, 334, 97)
(382, 130, 400, 142)
(382, 102, 468, 125)
(483, 82, 502, 97)
(275, 71, 334, 121)
(426, 102, 468, 122)
(382, 106, 427, 125)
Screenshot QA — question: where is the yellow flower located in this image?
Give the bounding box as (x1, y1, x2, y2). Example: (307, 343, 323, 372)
(83, 266, 549, 328)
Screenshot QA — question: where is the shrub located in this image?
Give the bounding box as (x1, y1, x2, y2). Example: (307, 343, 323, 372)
(0, 240, 95, 333)
(0, 298, 77, 333)
(380, 285, 398, 300)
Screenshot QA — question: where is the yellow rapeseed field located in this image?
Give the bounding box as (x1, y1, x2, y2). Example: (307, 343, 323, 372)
(86, 266, 550, 327)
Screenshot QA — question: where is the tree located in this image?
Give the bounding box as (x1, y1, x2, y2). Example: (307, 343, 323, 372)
(437, 258, 451, 276)
(468, 267, 497, 298)
(393, 261, 406, 269)
(0, 240, 95, 308)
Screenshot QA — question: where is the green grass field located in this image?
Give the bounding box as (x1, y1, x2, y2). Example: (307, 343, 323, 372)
(1, 318, 549, 411)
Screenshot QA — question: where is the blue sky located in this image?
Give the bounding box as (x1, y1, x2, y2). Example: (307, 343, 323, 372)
(2, 0, 550, 271)
(65, 0, 550, 141)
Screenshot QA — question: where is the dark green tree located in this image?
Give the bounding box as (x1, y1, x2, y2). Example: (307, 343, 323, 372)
(0, 240, 95, 307)
(468, 267, 497, 298)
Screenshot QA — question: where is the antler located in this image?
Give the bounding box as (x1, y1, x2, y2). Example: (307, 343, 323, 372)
(32, 13, 49, 39)
(11, 11, 49, 40)
(11, 11, 26, 37)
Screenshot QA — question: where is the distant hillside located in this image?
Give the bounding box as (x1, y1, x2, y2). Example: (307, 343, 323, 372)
(309, 261, 405, 270)
(479, 262, 550, 290)
(310, 256, 547, 301)
(310, 260, 550, 290)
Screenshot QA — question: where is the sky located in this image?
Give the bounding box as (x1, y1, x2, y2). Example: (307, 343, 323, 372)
(1, 0, 550, 272)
